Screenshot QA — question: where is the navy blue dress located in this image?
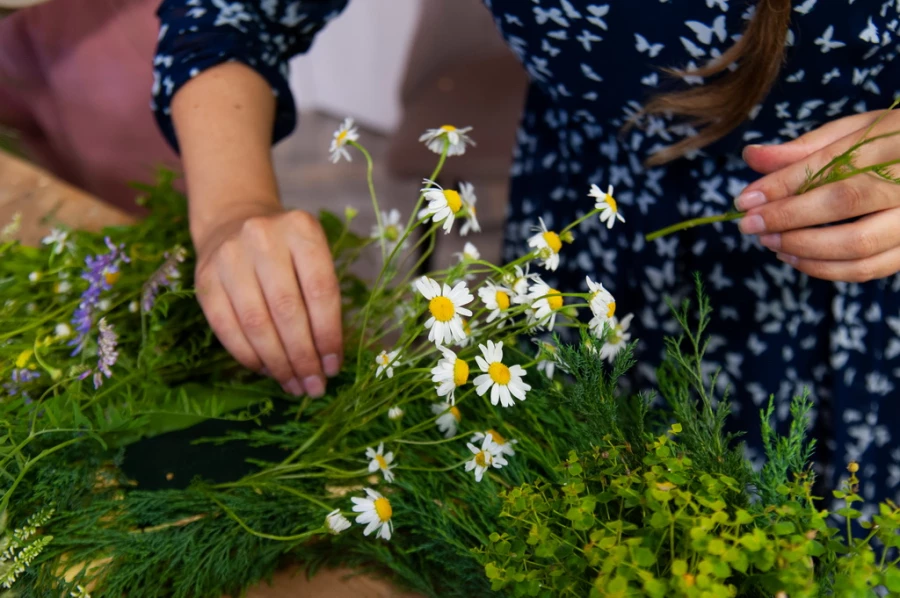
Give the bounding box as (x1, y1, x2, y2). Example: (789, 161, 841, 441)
(152, 0, 900, 508)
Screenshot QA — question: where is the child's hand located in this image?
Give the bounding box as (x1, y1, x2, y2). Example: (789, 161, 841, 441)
(192, 203, 343, 398)
(736, 110, 900, 283)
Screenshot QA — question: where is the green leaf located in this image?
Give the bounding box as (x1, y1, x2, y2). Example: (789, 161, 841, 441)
(633, 547, 656, 568)
(885, 568, 900, 592)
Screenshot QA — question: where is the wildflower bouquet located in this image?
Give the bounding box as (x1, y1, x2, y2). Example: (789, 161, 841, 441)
(1, 123, 899, 598)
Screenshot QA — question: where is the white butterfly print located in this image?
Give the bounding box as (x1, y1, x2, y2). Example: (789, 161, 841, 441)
(860, 16, 880, 43)
(533, 6, 569, 27)
(680, 36, 707, 58)
(815, 25, 847, 53)
(585, 4, 609, 30)
(793, 0, 817, 15)
(576, 29, 603, 51)
(560, 0, 582, 19)
(685, 15, 727, 44)
(634, 33, 664, 57)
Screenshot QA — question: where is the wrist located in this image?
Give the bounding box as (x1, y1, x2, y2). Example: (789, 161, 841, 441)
(190, 195, 281, 249)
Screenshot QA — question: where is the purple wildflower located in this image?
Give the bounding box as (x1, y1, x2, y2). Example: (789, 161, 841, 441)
(93, 318, 119, 389)
(69, 237, 129, 355)
(141, 246, 187, 312)
(4, 368, 41, 403)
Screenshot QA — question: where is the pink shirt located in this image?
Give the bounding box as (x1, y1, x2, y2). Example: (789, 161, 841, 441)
(0, 0, 181, 213)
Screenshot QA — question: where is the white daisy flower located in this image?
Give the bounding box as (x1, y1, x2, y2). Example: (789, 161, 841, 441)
(464, 436, 508, 482)
(586, 276, 617, 327)
(325, 509, 351, 535)
(588, 184, 625, 229)
(473, 341, 531, 408)
(527, 218, 564, 271)
(504, 265, 539, 302)
(375, 349, 401, 379)
(28, 272, 41, 283)
(478, 281, 514, 325)
(41, 228, 72, 255)
(458, 182, 481, 236)
(456, 242, 480, 263)
(128, 300, 139, 313)
(415, 277, 473, 346)
(365, 442, 396, 483)
(420, 180, 466, 234)
(371, 209, 408, 254)
(387, 406, 404, 421)
(431, 401, 461, 438)
(418, 125, 475, 156)
(533, 339, 559, 380)
(524, 282, 564, 331)
(54, 323, 72, 338)
(351, 488, 394, 541)
(598, 314, 634, 363)
(431, 345, 469, 404)
(329, 117, 359, 163)
(55, 280, 72, 295)
(470, 429, 518, 457)
(456, 318, 475, 348)
(97, 299, 112, 312)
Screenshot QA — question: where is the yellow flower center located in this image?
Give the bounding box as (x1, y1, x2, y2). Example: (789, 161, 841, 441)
(337, 130, 348, 144)
(607, 302, 616, 319)
(105, 271, 120, 285)
(453, 358, 469, 387)
(443, 190, 463, 214)
(488, 362, 511, 385)
(547, 288, 564, 311)
(378, 353, 390, 365)
(429, 296, 456, 323)
(487, 429, 506, 445)
(384, 225, 399, 242)
(439, 125, 457, 133)
(462, 319, 471, 335)
(605, 195, 618, 212)
(375, 455, 388, 470)
(450, 406, 461, 421)
(475, 450, 489, 467)
(542, 231, 562, 254)
(374, 497, 393, 522)
(495, 291, 510, 311)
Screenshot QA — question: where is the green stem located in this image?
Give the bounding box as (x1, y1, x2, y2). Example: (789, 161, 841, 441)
(644, 212, 744, 242)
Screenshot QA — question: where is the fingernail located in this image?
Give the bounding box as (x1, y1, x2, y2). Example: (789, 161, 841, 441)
(304, 375, 325, 398)
(323, 354, 341, 378)
(739, 214, 766, 235)
(759, 233, 782, 250)
(734, 190, 767, 212)
(776, 253, 798, 265)
(284, 378, 304, 397)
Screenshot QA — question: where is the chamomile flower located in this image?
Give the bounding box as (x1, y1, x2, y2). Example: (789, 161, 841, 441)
(41, 228, 72, 255)
(504, 265, 539, 302)
(525, 282, 564, 331)
(473, 341, 531, 408)
(419, 125, 475, 156)
(588, 184, 625, 229)
(458, 182, 481, 236)
(456, 318, 475, 348)
(365, 442, 396, 483)
(456, 241, 480, 264)
(415, 277, 473, 346)
(351, 488, 394, 541)
(432, 401, 461, 438)
(325, 509, 351, 535)
(329, 117, 359, 163)
(55, 280, 72, 295)
(478, 281, 514, 325)
(388, 406, 404, 420)
(371, 209, 408, 254)
(533, 339, 559, 380)
(128, 300, 139, 313)
(470, 429, 518, 457)
(527, 218, 564, 271)
(420, 180, 466, 234)
(54, 323, 72, 338)
(375, 349, 401, 379)
(28, 272, 41, 283)
(598, 314, 634, 363)
(464, 436, 508, 482)
(586, 276, 616, 326)
(431, 345, 469, 404)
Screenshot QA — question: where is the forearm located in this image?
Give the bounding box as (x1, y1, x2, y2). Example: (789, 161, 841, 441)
(171, 62, 281, 245)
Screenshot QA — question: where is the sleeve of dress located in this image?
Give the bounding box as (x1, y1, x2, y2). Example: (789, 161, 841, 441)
(152, 0, 349, 152)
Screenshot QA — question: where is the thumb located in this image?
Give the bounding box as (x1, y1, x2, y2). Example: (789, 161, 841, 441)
(743, 111, 880, 174)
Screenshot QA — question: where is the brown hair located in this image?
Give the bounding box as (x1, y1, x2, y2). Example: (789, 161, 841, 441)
(641, 0, 793, 166)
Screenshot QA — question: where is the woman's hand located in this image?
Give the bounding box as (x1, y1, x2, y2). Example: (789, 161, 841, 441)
(193, 203, 343, 398)
(736, 110, 900, 283)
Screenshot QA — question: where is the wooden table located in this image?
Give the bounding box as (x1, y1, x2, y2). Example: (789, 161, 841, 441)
(0, 151, 419, 598)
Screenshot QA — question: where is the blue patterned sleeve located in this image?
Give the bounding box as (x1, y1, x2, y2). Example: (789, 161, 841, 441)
(153, 0, 348, 151)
